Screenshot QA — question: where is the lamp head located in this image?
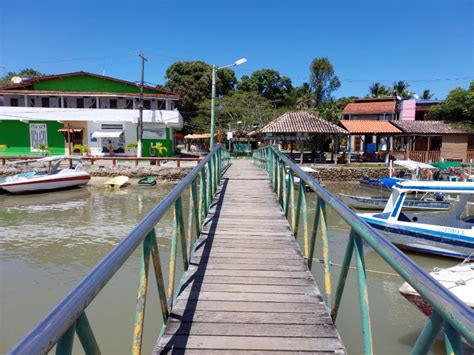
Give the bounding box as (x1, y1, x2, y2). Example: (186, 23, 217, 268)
(234, 58, 247, 66)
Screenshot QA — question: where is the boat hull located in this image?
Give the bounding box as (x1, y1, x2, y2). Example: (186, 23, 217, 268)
(0, 173, 90, 194)
(340, 193, 451, 211)
(360, 215, 474, 259)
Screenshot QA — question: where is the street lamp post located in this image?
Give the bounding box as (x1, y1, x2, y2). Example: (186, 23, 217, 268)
(209, 58, 247, 148)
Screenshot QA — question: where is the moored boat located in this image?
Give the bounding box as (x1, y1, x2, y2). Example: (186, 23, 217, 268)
(339, 193, 451, 211)
(359, 181, 474, 259)
(0, 156, 90, 194)
(104, 176, 129, 189)
(399, 261, 474, 316)
(138, 176, 156, 187)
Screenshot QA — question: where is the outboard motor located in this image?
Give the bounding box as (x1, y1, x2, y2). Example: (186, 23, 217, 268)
(434, 192, 445, 201)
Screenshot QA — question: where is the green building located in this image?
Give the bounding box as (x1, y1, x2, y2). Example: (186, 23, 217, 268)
(0, 71, 182, 157)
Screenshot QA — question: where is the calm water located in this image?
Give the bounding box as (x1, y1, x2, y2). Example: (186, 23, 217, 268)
(0, 179, 459, 354)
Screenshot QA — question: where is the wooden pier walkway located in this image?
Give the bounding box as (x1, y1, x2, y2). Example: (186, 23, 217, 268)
(154, 159, 345, 354)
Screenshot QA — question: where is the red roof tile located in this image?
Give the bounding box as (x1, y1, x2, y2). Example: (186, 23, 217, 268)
(342, 100, 396, 115)
(261, 111, 348, 134)
(340, 120, 402, 134)
(392, 121, 468, 135)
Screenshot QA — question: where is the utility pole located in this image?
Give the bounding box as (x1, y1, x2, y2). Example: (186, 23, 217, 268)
(137, 52, 148, 157)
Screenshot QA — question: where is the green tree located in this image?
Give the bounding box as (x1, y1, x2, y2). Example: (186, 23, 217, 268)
(293, 83, 312, 109)
(164, 61, 237, 131)
(429, 82, 474, 127)
(192, 91, 277, 132)
(309, 57, 341, 107)
(0, 68, 44, 87)
(421, 89, 434, 100)
(314, 96, 357, 124)
(369, 82, 390, 97)
(392, 80, 412, 99)
(237, 69, 294, 108)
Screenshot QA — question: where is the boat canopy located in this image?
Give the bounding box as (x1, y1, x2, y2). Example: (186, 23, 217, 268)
(394, 180, 474, 194)
(393, 160, 435, 170)
(92, 130, 124, 138)
(432, 161, 463, 169)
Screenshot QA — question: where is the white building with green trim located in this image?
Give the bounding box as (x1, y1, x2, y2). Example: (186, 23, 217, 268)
(0, 71, 183, 157)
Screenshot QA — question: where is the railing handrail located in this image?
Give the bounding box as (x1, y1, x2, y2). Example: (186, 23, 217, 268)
(255, 146, 473, 344)
(9, 145, 223, 354)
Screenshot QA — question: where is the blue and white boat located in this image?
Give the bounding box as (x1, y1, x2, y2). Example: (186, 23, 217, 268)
(359, 181, 474, 259)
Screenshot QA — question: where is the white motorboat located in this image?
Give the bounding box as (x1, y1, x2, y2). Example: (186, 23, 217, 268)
(0, 156, 90, 194)
(359, 181, 474, 259)
(399, 261, 474, 316)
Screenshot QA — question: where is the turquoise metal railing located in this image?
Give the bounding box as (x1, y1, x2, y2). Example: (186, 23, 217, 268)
(253, 146, 473, 355)
(10, 145, 230, 355)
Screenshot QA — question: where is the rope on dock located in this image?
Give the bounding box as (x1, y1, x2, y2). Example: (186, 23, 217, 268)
(313, 258, 399, 276)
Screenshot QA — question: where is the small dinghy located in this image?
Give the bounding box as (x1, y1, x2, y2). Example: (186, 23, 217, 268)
(399, 261, 474, 316)
(138, 176, 156, 187)
(104, 176, 129, 189)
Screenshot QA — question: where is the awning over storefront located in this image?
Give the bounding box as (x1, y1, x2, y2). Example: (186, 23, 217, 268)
(58, 128, 83, 133)
(339, 120, 402, 135)
(91, 130, 124, 138)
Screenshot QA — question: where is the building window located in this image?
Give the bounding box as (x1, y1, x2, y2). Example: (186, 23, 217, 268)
(77, 98, 84, 108)
(42, 97, 50, 107)
(110, 99, 117, 109)
(143, 100, 151, 110)
(89, 98, 97, 109)
(125, 99, 133, 109)
(10, 98, 19, 107)
(169, 101, 175, 110)
(157, 100, 166, 109)
(29, 98, 36, 107)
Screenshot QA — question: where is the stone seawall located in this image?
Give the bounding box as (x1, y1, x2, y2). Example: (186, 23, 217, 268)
(0, 165, 192, 182)
(310, 166, 391, 182)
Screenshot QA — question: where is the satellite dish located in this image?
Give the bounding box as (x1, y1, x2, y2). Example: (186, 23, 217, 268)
(11, 76, 23, 84)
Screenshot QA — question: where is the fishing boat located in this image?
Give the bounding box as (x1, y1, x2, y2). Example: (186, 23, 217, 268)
(286, 166, 324, 191)
(399, 261, 474, 316)
(339, 193, 451, 211)
(359, 181, 474, 259)
(138, 176, 156, 187)
(360, 160, 435, 193)
(0, 156, 90, 194)
(104, 176, 129, 189)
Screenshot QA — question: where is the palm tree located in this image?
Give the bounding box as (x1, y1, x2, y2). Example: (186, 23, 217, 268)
(151, 142, 168, 157)
(369, 82, 390, 97)
(392, 81, 412, 99)
(421, 89, 434, 100)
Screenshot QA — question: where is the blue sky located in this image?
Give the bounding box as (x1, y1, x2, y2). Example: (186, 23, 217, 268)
(0, 0, 472, 99)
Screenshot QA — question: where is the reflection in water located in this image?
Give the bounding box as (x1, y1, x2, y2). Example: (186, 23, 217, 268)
(0, 181, 459, 354)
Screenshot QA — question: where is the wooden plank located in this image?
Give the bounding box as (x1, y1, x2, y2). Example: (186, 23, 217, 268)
(171, 300, 322, 314)
(175, 291, 319, 303)
(157, 335, 344, 352)
(168, 310, 332, 324)
(164, 321, 339, 338)
(177, 283, 314, 294)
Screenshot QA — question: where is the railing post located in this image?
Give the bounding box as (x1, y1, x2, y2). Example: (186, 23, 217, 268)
(307, 198, 321, 270)
(191, 178, 200, 238)
(76, 312, 100, 355)
(167, 203, 179, 306)
(56, 323, 76, 355)
(444, 321, 463, 355)
(149, 230, 169, 324)
(319, 199, 332, 306)
(175, 197, 189, 271)
(331, 230, 355, 321)
(353, 232, 374, 355)
(132, 233, 151, 355)
(280, 160, 286, 207)
(411, 311, 443, 355)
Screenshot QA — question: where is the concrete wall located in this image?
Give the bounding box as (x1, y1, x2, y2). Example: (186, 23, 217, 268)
(0, 120, 65, 155)
(441, 135, 468, 161)
(400, 99, 416, 121)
